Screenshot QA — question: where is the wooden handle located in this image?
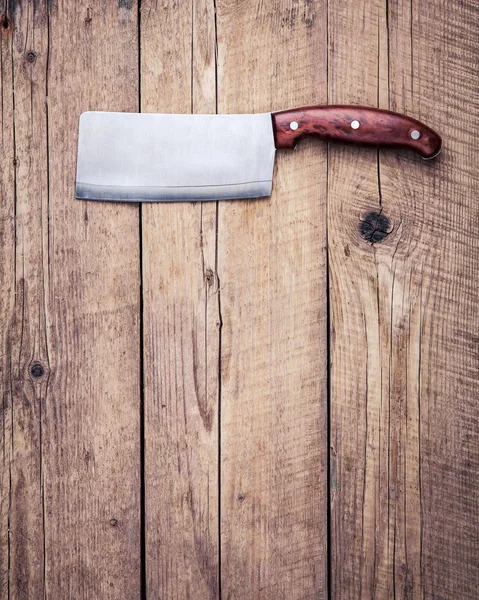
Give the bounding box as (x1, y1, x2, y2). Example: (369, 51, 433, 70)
(272, 105, 442, 159)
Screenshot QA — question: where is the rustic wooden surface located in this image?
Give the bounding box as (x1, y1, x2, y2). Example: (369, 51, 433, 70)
(1, 1, 477, 599)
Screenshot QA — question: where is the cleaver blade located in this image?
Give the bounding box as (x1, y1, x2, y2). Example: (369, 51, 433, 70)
(76, 112, 276, 202)
(75, 107, 442, 202)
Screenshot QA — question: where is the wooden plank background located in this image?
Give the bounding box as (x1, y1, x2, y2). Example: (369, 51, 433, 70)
(0, 1, 477, 599)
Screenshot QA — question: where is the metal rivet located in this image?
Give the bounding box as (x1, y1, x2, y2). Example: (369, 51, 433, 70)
(289, 121, 299, 131)
(411, 129, 421, 140)
(351, 120, 360, 130)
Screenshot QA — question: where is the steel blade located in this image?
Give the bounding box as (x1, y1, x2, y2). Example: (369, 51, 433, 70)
(75, 111, 276, 202)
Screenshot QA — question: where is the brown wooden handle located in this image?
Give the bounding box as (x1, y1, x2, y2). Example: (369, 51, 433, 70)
(272, 105, 442, 159)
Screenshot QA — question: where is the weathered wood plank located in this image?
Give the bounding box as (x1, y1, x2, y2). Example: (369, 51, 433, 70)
(1, 1, 141, 597)
(0, 3, 17, 597)
(386, 1, 479, 597)
(328, 3, 387, 596)
(216, 1, 328, 598)
(329, 0, 479, 598)
(4, 2, 50, 596)
(47, 2, 141, 595)
(141, 1, 220, 597)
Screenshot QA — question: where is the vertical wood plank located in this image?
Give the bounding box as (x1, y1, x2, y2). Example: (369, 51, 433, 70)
(1, 1, 141, 597)
(141, 1, 220, 597)
(0, 2, 16, 596)
(48, 2, 141, 593)
(385, 1, 479, 598)
(5, 2, 50, 595)
(216, 1, 328, 598)
(327, 3, 387, 597)
(329, 1, 479, 599)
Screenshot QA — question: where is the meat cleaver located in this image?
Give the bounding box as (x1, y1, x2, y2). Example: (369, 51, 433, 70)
(75, 105, 442, 202)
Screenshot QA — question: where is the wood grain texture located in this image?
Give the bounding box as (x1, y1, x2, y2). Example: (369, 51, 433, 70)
(1, 1, 478, 598)
(216, 1, 328, 598)
(328, 1, 479, 599)
(1, 1, 141, 598)
(273, 105, 442, 158)
(2, 3, 50, 596)
(141, 0, 220, 597)
(386, 1, 479, 597)
(1, 3, 16, 597)
(328, 4, 395, 597)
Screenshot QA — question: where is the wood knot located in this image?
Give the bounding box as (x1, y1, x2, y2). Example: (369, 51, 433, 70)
(359, 211, 391, 243)
(109, 518, 118, 527)
(30, 363, 45, 379)
(26, 51, 37, 64)
(85, 7, 93, 24)
(237, 493, 245, 502)
(205, 268, 215, 286)
(118, 0, 133, 9)
(0, 14, 11, 31)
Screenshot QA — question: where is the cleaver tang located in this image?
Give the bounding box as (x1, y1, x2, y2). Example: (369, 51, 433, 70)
(75, 106, 442, 202)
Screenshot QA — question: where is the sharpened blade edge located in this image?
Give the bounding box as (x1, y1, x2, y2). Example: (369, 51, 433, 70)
(75, 180, 273, 202)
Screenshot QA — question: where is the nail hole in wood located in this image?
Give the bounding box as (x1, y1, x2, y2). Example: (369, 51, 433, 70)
(26, 51, 37, 63)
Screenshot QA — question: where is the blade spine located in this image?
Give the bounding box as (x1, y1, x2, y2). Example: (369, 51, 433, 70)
(80, 110, 272, 117)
